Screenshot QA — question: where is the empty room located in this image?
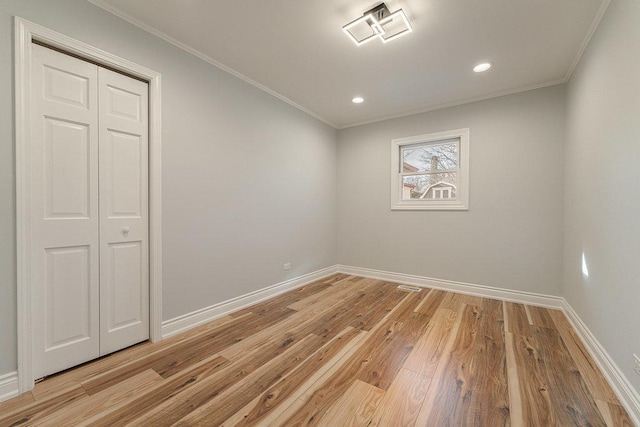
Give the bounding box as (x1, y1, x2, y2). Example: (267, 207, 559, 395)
(0, 0, 639, 425)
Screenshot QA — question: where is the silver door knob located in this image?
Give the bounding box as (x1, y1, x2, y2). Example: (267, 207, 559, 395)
(122, 227, 130, 236)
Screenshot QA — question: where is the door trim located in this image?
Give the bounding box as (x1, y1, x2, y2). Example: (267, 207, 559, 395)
(14, 17, 163, 393)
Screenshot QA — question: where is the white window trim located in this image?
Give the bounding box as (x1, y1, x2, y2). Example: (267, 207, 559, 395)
(390, 128, 469, 210)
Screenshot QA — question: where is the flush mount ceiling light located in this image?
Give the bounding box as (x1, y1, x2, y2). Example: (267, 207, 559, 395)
(342, 3, 412, 46)
(352, 96, 364, 103)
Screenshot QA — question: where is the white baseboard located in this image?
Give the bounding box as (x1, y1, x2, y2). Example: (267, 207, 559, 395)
(0, 371, 19, 403)
(562, 301, 640, 426)
(337, 265, 565, 309)
(161, 265, 339, 338)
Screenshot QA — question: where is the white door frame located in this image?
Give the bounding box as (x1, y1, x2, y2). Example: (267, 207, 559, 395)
(14, 17, 163, 393)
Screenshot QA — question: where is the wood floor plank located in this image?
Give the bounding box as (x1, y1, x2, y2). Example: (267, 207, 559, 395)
(128, 332, 323, 426)
(287, 277, 375, 312)
(595, 399, 635, 427)
(229, 294, 371, 364)
(82, 310, 292, 395)
(504, 301, 532, 336)
(269, 398, 325, 426)
(533, 326, 606, 426)
(148, 309, 289, 379)
(369, 368, 431, 426)
(319, 379, 384, 426)
(171, 334, 325, 426)
(413, 288, 446, 315)
(347, 283, 407, 331)
(230, 280, 331, 318)
(417, 298, 509, 425)
(80, 354, 230, 426)
(402, 307, 458, 377)
(1, 276, 629, 425)
(440, 292, 483, 311)
(0, 391, 34, 415)
(356, 292, 435, 390)
(246, 329, 369, 427)
(0, 384, 87, 426)
(218, 279, 378, 361)
(525, 305, 558, 330)
(504, 331, 524, 426)
(322, 273, 350, 285)
(415, 301, 510, 425)
(464, 298, 510, 425)
(32, 369, 162, 426)
(505, 332, 556, 425)
(226, 327, 363, 426)
(285, 291, 423, 420)
(31, 314, 237, 401)
(549, 310, 621, 404)
(506, 326, 608, 426)
(311, 282, 406, 340)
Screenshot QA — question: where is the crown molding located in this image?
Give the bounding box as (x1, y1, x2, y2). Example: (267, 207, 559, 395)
(562, 0, 611, 83)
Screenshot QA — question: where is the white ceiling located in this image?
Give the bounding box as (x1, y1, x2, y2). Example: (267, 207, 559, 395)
(90, 0, 607, 128)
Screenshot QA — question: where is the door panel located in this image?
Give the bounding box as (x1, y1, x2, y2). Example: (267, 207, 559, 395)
(44, 118, 91, 218)
(99, 67, 149, 356)
(105, 84, 142, 121)
(44, 246, 92, 350)
(106, 241, 144, 332)
(31, 44, 100, 379)
(43, 64, 91, 109)
(106, 130, 143, 217)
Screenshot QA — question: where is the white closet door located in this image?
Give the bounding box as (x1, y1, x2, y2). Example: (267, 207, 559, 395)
(30, 44, 101, 378)
(98, 67, 149, 355)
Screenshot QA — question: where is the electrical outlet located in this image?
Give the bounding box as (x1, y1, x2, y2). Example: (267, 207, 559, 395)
(283, 263, 291, 271)
(634, 354, 640, 376)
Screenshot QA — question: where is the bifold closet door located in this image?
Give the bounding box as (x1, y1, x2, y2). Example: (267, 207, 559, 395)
(30, 44, 149, 379)
(98, 67, 149, 355)
(30, 44, 101, 379)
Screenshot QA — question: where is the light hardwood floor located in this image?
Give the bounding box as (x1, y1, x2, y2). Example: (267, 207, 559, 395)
(0, 274, 634, 426)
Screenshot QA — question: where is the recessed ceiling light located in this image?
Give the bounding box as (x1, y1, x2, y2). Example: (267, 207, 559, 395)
(473, 62, 492, 73)
(352, 97, 364, 104)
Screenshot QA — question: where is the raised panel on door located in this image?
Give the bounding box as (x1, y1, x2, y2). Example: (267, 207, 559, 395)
(44, 118, 90, 218)
(106, 130, 143, 217)
(31, 44, 100, 379)
(106, 242, 144, 333)
(98, 67, 149, 356)
(44, 246, 92, 350)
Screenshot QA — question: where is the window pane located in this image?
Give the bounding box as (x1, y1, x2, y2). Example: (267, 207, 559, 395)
(402, 172, 457, 200)
(401, 141, 459, 172)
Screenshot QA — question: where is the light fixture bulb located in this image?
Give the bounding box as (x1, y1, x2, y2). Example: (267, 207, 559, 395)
(473, 63, 492, 72)
(352, 97, 364, 104)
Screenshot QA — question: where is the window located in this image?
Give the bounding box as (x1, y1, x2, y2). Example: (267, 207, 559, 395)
(391, 128, 469, 210)
(433, 187, 452, 199)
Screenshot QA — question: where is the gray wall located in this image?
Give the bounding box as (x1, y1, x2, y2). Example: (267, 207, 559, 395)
(564, 0, 640, 391)
(337, 86, 565, 295)
(0, 0, 337, 376)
